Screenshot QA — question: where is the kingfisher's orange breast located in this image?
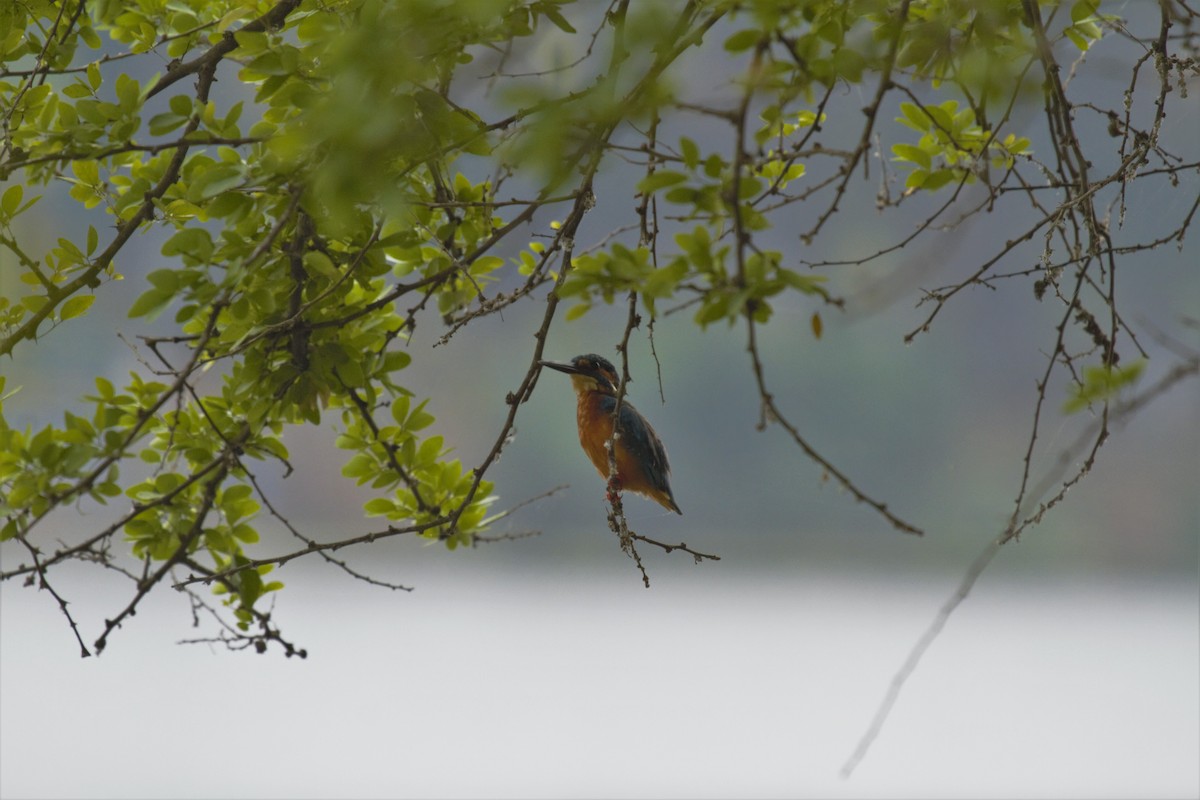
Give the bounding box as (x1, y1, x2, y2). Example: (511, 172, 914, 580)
(574, 391, 680, 513)
(576, 392, 618, 478)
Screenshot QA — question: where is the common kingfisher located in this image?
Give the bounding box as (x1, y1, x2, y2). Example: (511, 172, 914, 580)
(539, 354, 682, 515)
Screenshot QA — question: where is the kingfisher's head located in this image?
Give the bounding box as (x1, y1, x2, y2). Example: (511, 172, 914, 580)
(539, 354, 619, 396)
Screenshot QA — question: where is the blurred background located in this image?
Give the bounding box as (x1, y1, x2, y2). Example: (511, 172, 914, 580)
(2, 3, 1197, 797)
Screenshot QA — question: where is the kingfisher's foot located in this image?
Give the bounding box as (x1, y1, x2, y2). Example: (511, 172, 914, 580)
(605, 476, 623, 506)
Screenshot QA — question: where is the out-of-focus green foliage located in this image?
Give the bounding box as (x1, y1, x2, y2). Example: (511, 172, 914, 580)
(1063, 360, 1146, 414)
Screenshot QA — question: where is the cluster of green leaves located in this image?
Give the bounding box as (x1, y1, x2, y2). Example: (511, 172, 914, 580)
(0, 362, 283, 623)
(1061, 0, 1114, 52)
(721, 0, 886, 90)
(553, 0, 1059, 327)
(0, 375, 123, 537)
(886, 0, 1104, 94)
(558, 225, 827, 328)
(244, 0, 559, 230)
(345, 394, 495, 550)
(876, 0, 1104, 192)
(891, 100, 1032, 190)
(892, 0, 1031, 83)
(0, 0, 539, 633)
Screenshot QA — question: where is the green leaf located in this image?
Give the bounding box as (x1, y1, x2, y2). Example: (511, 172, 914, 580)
(891, 143, 931, 169)
(382, 350, 411, 374)
(679, 137, 699, 170)
(539, 5, 576, 33)
(407, 405, 435, 431)
(127, 288, 174, 319)
(926, 103, 954, 133)
(778, 268, 828, 296)
(303, 250, 338, 278)
(363, 497, 395, 516)
(898, 102, 930, 132)
(1071, 0, 1100, 23)
(79, 23, 102, 49)
(63, 82, 93, 99)
(59, 294, 95, 321)
(335, 358, 365, 387)
(1063, 360, 1145, 413)
(922, 169, 956, 191)
(232, 523, 259, 543)
(148, 112, 187, 136)
(146, 269, 180, 292)
(416, 435, 444, 467)
(187, 163, 245, 201)
(637, 171, 688, 194)
(223, 484, 253, 504)
(1, 185, 21, 218)
(390, 396, 411, 427)
(162, 228, 214, 261)
(342, 453, 375, 479)
(115, 74, 140, 110)
(169, 94, 193, 116)
(724, 29, 761, 53)
(1064, 27, 1091, 51)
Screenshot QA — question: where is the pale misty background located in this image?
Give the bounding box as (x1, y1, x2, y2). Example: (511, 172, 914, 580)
(1, 4, 1197, 798)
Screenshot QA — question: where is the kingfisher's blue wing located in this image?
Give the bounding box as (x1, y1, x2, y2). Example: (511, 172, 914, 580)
(597, 395, 673, 496)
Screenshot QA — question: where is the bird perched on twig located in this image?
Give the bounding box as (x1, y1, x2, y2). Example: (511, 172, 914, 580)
(539, 354, 682, 515)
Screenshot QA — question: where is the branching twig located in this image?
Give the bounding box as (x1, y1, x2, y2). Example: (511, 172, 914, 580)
(95, 435, 242, 655)
(746, 319, 924, 536)
(841, 354, 1199, 777)
(171, 516, 445, 590)
(14, 534, 90, 658)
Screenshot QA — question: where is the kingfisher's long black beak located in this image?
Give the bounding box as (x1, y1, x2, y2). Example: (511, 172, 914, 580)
(539, 360, 582, 376)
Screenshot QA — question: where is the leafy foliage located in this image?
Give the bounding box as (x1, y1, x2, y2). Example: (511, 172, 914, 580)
(1, 0, 1194, 657)
(1063, 360, 1146, 414)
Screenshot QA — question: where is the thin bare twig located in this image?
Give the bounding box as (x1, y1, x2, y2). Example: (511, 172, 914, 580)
(841, 356, 1198, 776)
